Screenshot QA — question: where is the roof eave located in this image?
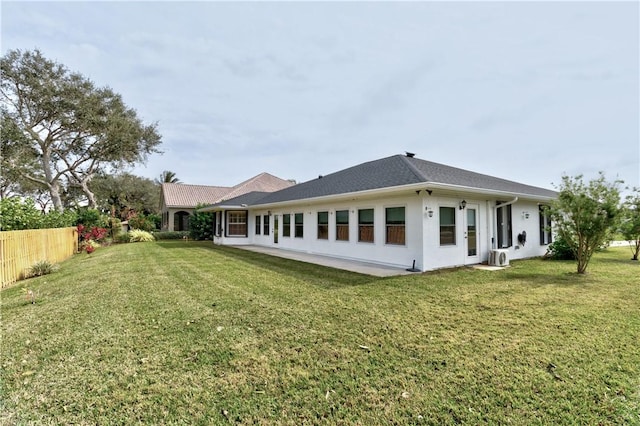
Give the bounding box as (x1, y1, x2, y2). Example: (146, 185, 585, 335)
(251, 182, 428, 209)
(251, 181, 556, 209)
(199, 204, 248, 212)
(424, 182, 557, 201)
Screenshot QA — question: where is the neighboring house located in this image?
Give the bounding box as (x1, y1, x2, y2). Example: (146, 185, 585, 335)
(202, 153, 557, 272)
(159, 173, 294, 231)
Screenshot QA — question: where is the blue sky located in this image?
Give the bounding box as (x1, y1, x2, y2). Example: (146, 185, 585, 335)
(2, 1, 638, 192)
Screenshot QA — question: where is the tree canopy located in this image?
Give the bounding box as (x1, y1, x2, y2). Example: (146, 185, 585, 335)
(90, 173, 160, 220)
(550, 173, 622, 274)
(0, 49, 162, 211)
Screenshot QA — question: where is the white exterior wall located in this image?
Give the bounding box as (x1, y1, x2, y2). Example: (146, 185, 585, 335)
(420, 197, 549, 270)
(214, 194, 551, 272)
(255, 194, 425, 270)
(503, 200, 549, 260)
(421, 196, 490, 270)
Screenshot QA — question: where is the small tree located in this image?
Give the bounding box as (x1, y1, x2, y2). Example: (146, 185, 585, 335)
(550, 173, 622, 274)
(189, 204, 214, 240)
(620, 187, 640, 261)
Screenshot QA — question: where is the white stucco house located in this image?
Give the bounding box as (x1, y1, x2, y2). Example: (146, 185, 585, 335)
(201, 153, 556, 272)
(159, 173, 294, 231)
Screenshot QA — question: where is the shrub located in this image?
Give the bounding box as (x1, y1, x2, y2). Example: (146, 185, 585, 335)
(545, 236, 576, 260)
(189, 204, 214, 240)
(28, 260, 59, 278)
(153, 231, 190, 240)
(75, 208, 108, 229)
(106, 216, 123, 239)
(115, 232, 131, 244)
(41, 209, 77, 229)
(128, 214, 155, 232)
(77, 224, 108, 253)
(0, 197, 76, 231)
(147, 213, 161, 230)
(128, 229, 155, 242)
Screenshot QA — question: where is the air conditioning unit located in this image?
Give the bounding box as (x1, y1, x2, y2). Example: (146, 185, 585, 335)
(489, 249, 509, 267)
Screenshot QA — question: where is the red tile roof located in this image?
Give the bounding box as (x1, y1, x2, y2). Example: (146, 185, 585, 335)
(161, 173, 294, 208)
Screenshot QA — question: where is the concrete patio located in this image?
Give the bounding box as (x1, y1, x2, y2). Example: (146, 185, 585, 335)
(234, 245, 416, 277)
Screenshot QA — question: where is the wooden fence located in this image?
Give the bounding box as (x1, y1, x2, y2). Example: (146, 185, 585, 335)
(0, 227, 78, 288)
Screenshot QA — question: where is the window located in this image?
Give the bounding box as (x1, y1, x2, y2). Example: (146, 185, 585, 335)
(317, 211, 328, 240)
(255, 215, 261, 235)
(295, 213, 304, 238)
(358, 208, 374, 243)
(336, 210, 349, 241)
(385, 207, 405, 245)
(215, 212, 222, 236)
(227, 211, 247, 237)
(283, 214, 291, 237)
(539, 205, 552, 245)
(439, 207, 456, 245)
(496, 203, 513, 248)
(263, 215, 270, 236)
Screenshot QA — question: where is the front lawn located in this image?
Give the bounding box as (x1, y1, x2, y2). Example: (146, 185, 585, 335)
(1, 242, 638, 424)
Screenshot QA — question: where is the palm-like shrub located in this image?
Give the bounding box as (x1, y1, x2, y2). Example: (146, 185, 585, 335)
(128, 230, 155, 242)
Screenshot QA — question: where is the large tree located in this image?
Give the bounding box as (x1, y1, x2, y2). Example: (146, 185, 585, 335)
(0, 49, 162, 211)
(90, 172, 160, 220)
(550, 173, 622, 274)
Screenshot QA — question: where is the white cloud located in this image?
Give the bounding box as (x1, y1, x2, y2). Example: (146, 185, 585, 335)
(2, 1, 638, 191)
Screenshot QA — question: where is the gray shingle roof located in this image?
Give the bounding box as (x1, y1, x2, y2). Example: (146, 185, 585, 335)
(248, 155, 556, 206)
(214, 191, 271, 207)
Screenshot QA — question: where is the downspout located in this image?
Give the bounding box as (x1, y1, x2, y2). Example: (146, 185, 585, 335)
(491, 197, 518, 250)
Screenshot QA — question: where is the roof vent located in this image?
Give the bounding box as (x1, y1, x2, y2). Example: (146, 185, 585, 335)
(318, 175, 323, 179)
(405, 152, 415, 158)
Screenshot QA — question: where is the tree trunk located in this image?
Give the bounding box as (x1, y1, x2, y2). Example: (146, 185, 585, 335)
(40, 149, 64, 212)
(46, 181, 63, 212)
(76, 173, 97, 209)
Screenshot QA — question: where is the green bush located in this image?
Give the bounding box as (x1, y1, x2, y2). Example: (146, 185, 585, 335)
(114, 232, 130, 244)
(153, 231, 190, 240)
(106, 216, 123, 239)
(75, 208, 108, 229)
(147, 213, 161, 230)
(189, 205, 214, 240)
(128, 214, 155, 232)
(0, 197, 76, 230)
(28, 260, 59, 278)
(128, 229, 155, 242)
(545, 236, 576, 260)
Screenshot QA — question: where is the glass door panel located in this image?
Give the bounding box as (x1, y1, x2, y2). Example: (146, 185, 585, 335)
(466, 208, 478, 257)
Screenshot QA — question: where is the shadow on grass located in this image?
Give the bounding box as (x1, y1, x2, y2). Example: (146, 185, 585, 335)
(155, 241, 382, 288)
(596, 256, 640, 265)
(504, 269, 596, 287)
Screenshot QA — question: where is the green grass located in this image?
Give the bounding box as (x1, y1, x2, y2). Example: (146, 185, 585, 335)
(1, 242, 639, 425)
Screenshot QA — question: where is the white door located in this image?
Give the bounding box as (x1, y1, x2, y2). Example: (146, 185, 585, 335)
(464, 204, 480, 265)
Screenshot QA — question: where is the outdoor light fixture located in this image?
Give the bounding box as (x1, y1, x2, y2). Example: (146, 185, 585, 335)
(459, 200, 467, 210)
